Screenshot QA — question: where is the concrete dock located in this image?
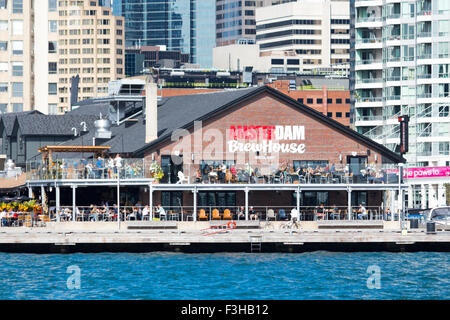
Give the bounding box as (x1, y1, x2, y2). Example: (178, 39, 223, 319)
(0, 220, 449, 253)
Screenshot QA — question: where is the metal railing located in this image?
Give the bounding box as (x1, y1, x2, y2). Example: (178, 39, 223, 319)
(26, 159, 403, 185)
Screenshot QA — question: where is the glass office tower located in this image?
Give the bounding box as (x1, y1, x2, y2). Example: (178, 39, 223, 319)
(110, 0, 215, 67)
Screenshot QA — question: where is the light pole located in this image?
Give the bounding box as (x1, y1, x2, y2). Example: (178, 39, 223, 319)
(116, 161, 121, 230)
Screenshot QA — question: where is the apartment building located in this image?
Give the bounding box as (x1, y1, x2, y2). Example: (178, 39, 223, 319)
(0, 0, 123, 115)
(255, 0, 350, 73)
(56, 0, 124, 113)
(216, 0, 273, 46)
(0, 0, 34, 113)
(352, 0, 450, 208)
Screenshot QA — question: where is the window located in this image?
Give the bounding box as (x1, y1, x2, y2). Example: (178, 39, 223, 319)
(439, 142, 449, 155)
(336, 98, 342, 104)
(11, 20, 22, 35)
(0, 0, 6, 10)
(48, 41, 57, 53)
(327, 98, 332, 104)
(336, 112, 342, 118)
(317, 98, 323, 104)
(48, 62, 57, 74)
(307, 98, 313, 104)
(271, 59, 284, 65)
(12, 62, 22, 76)
(49, 20, 57, 32)
(439, 105, 449, 117)
(345, 98, 350, 104)
(287, 59, 299, 65)
(48, 83, 57, 95)
(12, 103, 22, 112)
(0, 62, 7, 72)
(293, 160, 329, 171)
(49, 0, 57, 11)
(297, 98, 304, 104)
(0, 104, 7, 114)
(48, 104, 57, 114)
(0, 20, 7, 31)
(0, 82, 7, 92)
(12, 82, 22, 97)
(327, 112, 332, 117)
(12, 0, 22, 13)
(12, 40, 23, 55)
(345, 112, 350, 118)
(0, 41, 7, 51)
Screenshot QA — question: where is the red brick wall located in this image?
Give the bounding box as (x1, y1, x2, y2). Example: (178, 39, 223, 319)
(145, 91, 381, 167)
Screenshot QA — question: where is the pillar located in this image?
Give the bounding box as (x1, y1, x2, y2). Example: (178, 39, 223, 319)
(245, 187, 249, 221)
(347, 187, 352, 220)
(55, 186, 60, 222)
(193, 188, 197, 222)
(28, 186, 32, 199)
(438, 183, 446, 207)
(149, 184, 153, 220)
(390, 189, 396, 221)
(296, 187, 300, 214)
(72, 185, 76, 221)
(407, 184, 413, 209)
(429, 184, 437, 209)
(421, 184, 427, 209)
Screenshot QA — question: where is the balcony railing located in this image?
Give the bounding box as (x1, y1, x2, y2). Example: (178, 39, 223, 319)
(358, 78, 382, 83)
(356, 96, 383, 103)
(25, 159, 403, 185)
(356, 59, 382, 65)
(356, 38, 382, 44)
(417, 32, 432, 38)
(356, 17, 383, 23)
(355, 115, 383, 121)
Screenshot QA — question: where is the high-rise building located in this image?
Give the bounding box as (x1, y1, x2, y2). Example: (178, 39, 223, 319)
(256, 0, 350, 73)
(0, 0, 34, 113)
(216, 0, 274, 47)
(111, 0, 216, 68)
(0, 0, 124, 114)
(352, 0, 450, 165)
(56, 1, 124, 113)
(352, 0, 450, 208)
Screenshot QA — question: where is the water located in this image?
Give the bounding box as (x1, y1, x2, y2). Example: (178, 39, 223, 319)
(0, 252, 448, 300)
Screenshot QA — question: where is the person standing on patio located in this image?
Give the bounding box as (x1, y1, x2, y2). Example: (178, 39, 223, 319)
(156, 204, 166, 220)
(114, 154, 122, 177)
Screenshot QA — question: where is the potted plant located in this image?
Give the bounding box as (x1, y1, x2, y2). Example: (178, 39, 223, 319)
(149, 162, 164, 183)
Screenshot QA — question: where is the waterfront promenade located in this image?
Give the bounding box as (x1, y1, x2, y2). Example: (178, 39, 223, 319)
(0, 220, 449, 253)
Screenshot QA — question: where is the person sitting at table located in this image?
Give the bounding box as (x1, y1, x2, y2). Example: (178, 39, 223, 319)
(194, 169, 202, 183)
(142, 205, 150, 220)
(315, 203, 326, 220)
(0, 209, 8, 227)
(236, 206, 245, 220)
(156, 204, 166, 220)
(249, 206, 258, 220)
(329, 204, 340, 220)
(357, 204, 368, 220)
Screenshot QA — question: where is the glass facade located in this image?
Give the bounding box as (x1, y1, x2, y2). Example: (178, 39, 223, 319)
(110, 0, 215, 67)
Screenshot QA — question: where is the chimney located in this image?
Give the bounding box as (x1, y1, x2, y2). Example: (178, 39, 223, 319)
(145, 79, 158, 144)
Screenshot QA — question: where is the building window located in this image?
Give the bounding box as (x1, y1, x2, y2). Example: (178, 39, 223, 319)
(345, 112, 350, 118)
(49, 20, 57, 32)
(48, 62, 57, 74)
(336, 98, 342, 104)
(12, 20, 23, 35)
(297, 98, 304, 104)
(307, 98, 313, 104)
(12, 82, 22, 97)
(48, 83, 57, 95)
(345, 98, 350, 104)
(0, 82, 7, 92)
(0, 41, 7, 51)
(49, 0, 57, 12)
(0, 62, 7, 72)
(439, 105, 449, 117)
(439, 142, 449, 155)
(327, 112, 332, 117)
(336, 112, 342, 118)
(12, 40, 23, 55)
(48, 41, 57, 53)
(49, 104, 57, 114)
(0, 103, 7, 114)
(0, 0, 6, 10)
(327, 98, 332, 104)
(12, 62, 23, 76)
(12, 103, 22, 112)
(271, 59, 284, 65)
(317, 98, 323, 104)
(12, 0, 22, 14)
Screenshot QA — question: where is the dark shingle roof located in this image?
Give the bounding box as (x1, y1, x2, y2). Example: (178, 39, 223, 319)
(16, 114, 99, 136)
(0, 110, 41, 136)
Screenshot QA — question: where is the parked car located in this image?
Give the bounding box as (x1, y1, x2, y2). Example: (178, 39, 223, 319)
(426, 207, 450, 228)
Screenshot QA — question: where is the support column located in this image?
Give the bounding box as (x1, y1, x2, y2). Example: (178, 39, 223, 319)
(72, 185, 76, 221)
(438, 183, 446, 207)
(149, 184, 153, 220)
(55, 186, 60, 222)
(390, 189, 395, 221)
(296, 186, 300, 215)
(28, 186, 33, 199)
(421, 184, 427, 209)
(347, 187, 352, 220)
(429, 184, 437, 209)
(245, 187, 249, 221)
(407, 184, 413, 209)
(40, 185, 45, 203)
(193, 187, 197, 222)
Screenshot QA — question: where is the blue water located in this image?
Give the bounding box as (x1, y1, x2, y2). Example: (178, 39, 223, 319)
(0, 252, 448, 300)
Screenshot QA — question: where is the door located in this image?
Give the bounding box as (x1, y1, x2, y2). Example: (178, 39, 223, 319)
(347, 155, 367, 183)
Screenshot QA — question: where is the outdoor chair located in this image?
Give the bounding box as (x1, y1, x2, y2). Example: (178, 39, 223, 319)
(278, 209, 287, 221)
(223, 209, 232, 220)
(212, 209, 221, 220)
(266, 209, 276, 221)
(198, 209, 208, 221)
(176, 171, 189, 184)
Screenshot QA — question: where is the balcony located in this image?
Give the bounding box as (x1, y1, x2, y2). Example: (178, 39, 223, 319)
(417, 32, 431, 38)
(24, 159, 403, 186)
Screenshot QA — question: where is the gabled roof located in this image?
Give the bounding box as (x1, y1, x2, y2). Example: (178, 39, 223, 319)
(134, 86, 405, 163)
(16, 114, 99, 136)
(0, 110, 41, 136)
